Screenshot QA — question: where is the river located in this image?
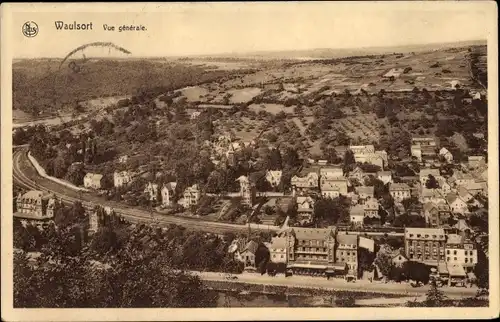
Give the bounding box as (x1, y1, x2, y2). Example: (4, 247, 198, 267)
(214, 290, 350, 307)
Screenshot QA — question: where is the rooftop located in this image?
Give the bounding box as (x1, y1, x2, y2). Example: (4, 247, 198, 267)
(389, 183, 410, 191)
(18, 190, 51, 201)
(355, 186, 375, 195)
(270, 236, 287, 249)
(404, 227, 445, 238)
(420, 168, 440, 177)
(288, 227, 336, 241)
(336, 233, 358, 246)
(446, 234, 464, 245)
(350, 204, 365, 216)
(445, 192, 459, 204)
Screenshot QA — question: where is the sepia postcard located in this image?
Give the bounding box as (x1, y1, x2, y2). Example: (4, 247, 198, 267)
(1, 2, 498, 321)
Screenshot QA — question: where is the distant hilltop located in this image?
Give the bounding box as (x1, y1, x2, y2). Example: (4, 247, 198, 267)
(13, 39, 486, 62)
(189, 39, 487, 60)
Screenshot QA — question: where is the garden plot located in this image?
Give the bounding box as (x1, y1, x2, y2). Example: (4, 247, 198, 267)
(248, 103, 295, 115)
(332, 115, 382, 143)
(176, 86, 210, 102)
(227, 87, 262, 104)
(218, 116, 261, 142)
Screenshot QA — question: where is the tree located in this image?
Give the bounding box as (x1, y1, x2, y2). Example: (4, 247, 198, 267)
(389, 265, 407, 282)
(65, 162, 86, 186)
(314, 197, 350, 225)
(343, 150, 356, 173)
(374, 251, 392, 279)
(334, 294, 356, 307)
(266, 261, 277, 275)
(404, 261, 430, 285)
(268, 148, 283, 170)
(386, 236, 404, 250)
(425, 175, 439, 189)
(424, 281, 446, 307)
(254, 243, 270, 274)
(401, 197, 419, 211)
(373, 179, 387, 199)
(282, 147, 301, 168)
(393, 214, 426, 228)
(357, 248, 375, 278)
(474, 247, 489, 290)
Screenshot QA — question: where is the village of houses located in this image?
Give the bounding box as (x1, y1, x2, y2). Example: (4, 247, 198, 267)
(15, 129, 489, 288)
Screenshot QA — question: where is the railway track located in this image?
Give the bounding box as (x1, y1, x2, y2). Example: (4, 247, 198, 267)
(13, 149, 251, 234)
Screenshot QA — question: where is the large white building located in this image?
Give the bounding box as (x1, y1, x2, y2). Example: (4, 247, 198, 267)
(445, 234, 477, 273)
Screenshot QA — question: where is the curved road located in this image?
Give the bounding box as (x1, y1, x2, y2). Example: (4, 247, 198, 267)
(196, 271, 479, 299)
(13, 148, 256, 234)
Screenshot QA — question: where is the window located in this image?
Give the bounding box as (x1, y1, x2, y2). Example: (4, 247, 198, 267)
(447, 257, 450, 262)
(447, 250, 450, 255)
(454, 250, 457, 255)
(465, 258, 468, 263)
(454, 257, 457, 261)
(425, 234, 429, 238)
(470, 258, 474, 264)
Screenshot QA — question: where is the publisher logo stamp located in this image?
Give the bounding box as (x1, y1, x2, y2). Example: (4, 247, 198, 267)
(22, 21, 39, 38)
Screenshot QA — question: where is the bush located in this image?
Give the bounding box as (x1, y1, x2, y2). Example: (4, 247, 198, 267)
(335, 295, 356, 307)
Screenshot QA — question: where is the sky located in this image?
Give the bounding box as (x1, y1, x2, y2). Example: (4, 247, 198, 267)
(6, 2, 495, 58)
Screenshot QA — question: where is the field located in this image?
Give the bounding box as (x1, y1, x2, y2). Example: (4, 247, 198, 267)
(14, 42, 487, 162)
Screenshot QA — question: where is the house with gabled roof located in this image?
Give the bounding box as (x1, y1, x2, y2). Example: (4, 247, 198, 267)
(320, 167, 344, 183)
(446, 193, 468, 214)
(390, 248, 408, 267)
(423, 202, 452, 227)
(321, 179, 348, 198)
(349, 205, 364, 226)
(266, 170, 283, 188)
(355, 186, 374, 202)
(84, 173, 103, 190)
(296, 196, 314, 224)
(420, 188, 446, 204)
(389, 183, 411, 202)
(178, 184, 201, 209)
(348, 166, 366, 182)
(161, 182, 177, 207)
(114, 171, 132, 188)
(291, 171, 319, 195)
